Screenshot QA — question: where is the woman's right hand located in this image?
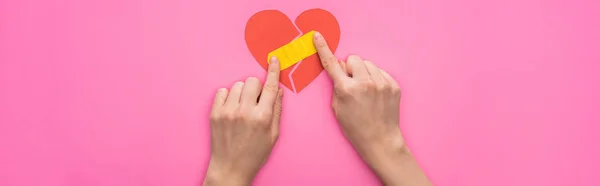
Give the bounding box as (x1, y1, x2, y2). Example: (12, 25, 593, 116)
(313, 31, 432, 186)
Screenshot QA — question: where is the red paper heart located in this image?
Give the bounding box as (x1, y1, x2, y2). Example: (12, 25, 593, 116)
(245, 9, 340, 93)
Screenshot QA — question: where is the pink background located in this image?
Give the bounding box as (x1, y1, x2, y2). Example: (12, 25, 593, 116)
(1, 0, 599, 185)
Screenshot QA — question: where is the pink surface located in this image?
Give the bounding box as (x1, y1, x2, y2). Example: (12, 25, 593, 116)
(1, 0, 599, 185)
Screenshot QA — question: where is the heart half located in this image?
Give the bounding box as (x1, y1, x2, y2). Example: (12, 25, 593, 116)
(245, 9, 340, 93)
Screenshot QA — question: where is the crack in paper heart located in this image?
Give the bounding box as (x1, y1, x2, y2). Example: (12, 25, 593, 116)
(287, 23, 306, 93)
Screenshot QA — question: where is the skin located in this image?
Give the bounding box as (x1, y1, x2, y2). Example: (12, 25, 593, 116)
(204, 32, 432, 186)
(204, 57, 283, 186)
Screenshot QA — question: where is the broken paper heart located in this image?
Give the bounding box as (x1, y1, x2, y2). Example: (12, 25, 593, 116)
(245, 8, 340, 93)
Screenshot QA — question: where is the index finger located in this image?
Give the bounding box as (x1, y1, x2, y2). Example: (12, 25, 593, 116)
(313, 31, 347, 82)
(258, 56, 281, 108)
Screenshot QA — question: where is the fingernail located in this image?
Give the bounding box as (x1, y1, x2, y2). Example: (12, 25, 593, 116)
(314, 31, 323, 40)
(270, 56, 279, 64)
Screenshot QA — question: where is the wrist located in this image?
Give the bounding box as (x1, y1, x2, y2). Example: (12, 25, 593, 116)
(350, 126, 406, 157)
(204, 160, 252, 186)
(351, 129, 409, 169)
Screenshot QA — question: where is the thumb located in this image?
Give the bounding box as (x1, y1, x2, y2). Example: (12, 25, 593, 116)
(313, 31, 347, 82)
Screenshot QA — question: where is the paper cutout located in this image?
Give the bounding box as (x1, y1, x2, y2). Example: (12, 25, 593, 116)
(245, 9, 340, 93)
(267, 31, 317, 70)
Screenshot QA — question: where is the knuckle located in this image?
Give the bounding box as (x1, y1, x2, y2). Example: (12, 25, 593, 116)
(254, 111, 272, 124)
(321, 58, 330, 68)
(223, 112, 237, 122)
(331, 99, 340, 110)
(209, 112, 220, 122)
(377, 83, 388, 92)
(320, 56, 336, 68)
(334, 83, 353, 97)
(263, 83, 279, 92)
(334, 83, 348, 93)
(326, 56, 337, 63)
(362, 81, 376, 90)
(390, 85, 401, 95)
(235, 110, 248, 120)
(351, 84, 364, 92)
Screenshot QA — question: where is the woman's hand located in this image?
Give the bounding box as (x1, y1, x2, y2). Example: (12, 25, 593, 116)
(204, 57, 283, 186)
(313, 31, 432, 186)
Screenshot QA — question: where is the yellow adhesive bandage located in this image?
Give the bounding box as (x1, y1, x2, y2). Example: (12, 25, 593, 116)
(267, 30, 317, 70)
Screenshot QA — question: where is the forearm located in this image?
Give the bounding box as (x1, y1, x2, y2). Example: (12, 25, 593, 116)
(203, 163, 252, 186)
(203, 175, 246, 186)
(355, 132, 433, 186)
(372, 147, 431, 186)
